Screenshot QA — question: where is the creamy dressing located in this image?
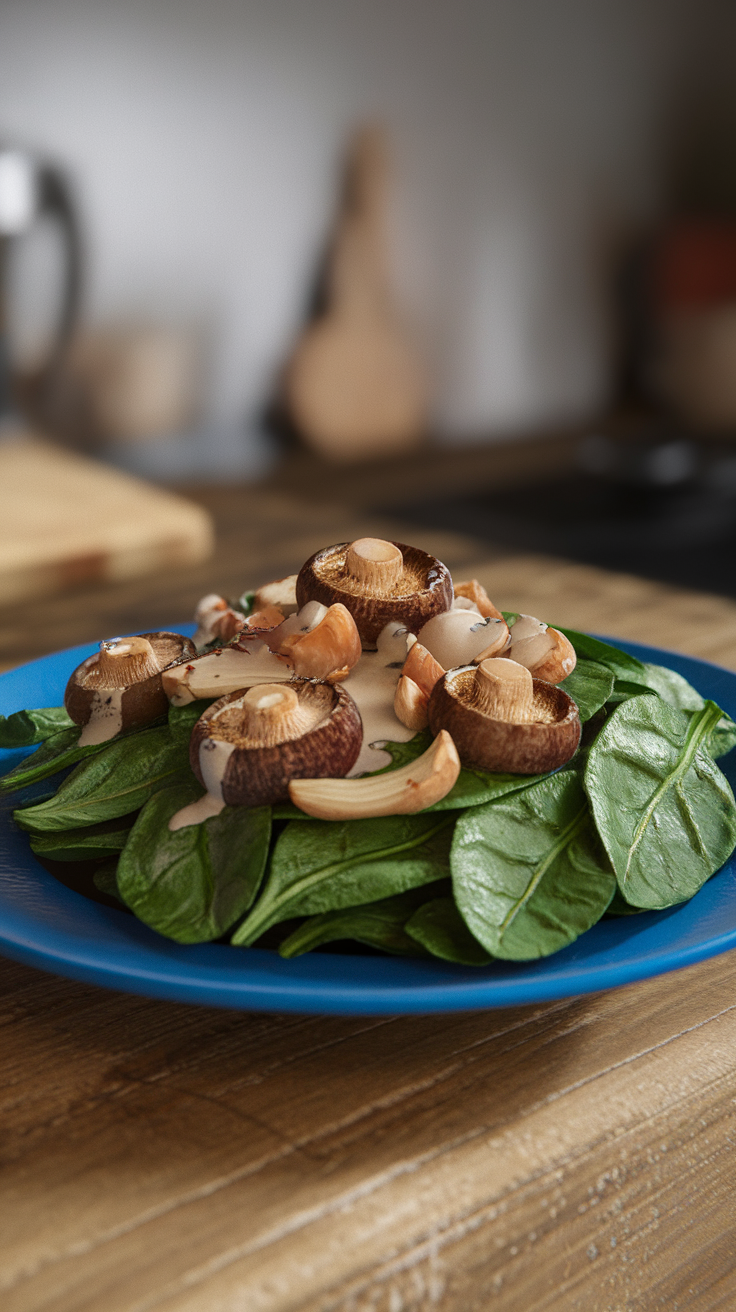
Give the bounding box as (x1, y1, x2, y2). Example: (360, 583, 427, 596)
(168, 736, 235, 831)
(78, 688, 124, 746)
(341, 623, 417, 775)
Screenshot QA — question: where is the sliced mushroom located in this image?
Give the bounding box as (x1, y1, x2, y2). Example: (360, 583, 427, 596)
(243, 604, 286, 633)
(296, 537, 453, 647)
(501, 614, 576, 684)
(193, 594, 246, 650)
(161, 637, 294, 706)
(289, 730, 460, 820)
(454, 579, 503, 619)
(184, 679, 363, 814)
(417, 609, 510, 669)
(65, 631, 196, 745)
(273, 602, 362, 681)
(428, 658, 581, 774)
(252, 574, 298, 616)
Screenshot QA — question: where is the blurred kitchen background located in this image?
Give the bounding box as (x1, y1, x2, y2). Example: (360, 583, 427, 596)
(1, 0, 736, 665)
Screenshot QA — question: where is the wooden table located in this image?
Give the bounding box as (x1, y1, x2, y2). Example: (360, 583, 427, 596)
(2, 466, 736, 1311)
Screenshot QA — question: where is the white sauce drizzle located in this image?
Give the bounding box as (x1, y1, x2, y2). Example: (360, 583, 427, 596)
(341, 622, 417, 775)
(78, 689, 124, 746)
(168, 736, 235, 831)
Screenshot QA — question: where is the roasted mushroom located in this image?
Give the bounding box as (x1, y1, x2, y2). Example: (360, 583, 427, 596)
(185, 679, 363, 813)
(428, 657, 581, 774)
(65, 632, 196, 746)
(296, 537, 453, 647)
(417, 609, 510, 669)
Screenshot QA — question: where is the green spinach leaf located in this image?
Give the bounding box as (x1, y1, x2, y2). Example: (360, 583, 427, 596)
(585, 695, 736, 909)
(232, 812, 454, 945)
(558, 660, 614, 722)
(93, 861, 125, 904)
(554, 627, 648, 681)
(405, 897, 492, 965)
(278, 886, 440, 958)
(168, 699, 212, 745)
(29, 817, 134, 862)
(452, 769, 616, 959)
(14, 727, 193, 833)
(0, 706, 74, 748)
(0, 728, 94, 795)
(116, 783, 271, 942)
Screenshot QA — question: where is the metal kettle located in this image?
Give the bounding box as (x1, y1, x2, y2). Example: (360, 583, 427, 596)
(0, 147, 82, 426)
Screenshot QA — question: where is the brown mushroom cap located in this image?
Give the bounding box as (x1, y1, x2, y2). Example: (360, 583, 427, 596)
(190, 678, 363, 807)
(428, 662, 581, 774)
(65, 631, 196, 733)
(296, 538, 453, 647)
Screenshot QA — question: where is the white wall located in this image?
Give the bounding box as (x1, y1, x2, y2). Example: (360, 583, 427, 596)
(0, 0, 702, 473)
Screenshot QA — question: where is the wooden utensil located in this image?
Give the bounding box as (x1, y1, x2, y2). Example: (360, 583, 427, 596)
(286, 126, 427, 462)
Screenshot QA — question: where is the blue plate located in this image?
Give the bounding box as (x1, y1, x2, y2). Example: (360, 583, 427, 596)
(1, 631, 735, 1014)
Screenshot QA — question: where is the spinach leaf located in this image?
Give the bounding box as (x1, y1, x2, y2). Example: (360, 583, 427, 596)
(605, 887, 645, 916)
(639, 663, 705, 711)
(29, 817, 134, 862)
(116, 783, 271, 943)
(711, 716, 736, 759)
(585, 695, 736, 909)
(451, 769, 616, 959)
(232, 812, 454, 945)
(278, 887, 440, 958)
(14, 726, 193, 833)
(0, 728, 94, 795)
(554, 627, 648, 681)
(502, 612, 519, 628)
(168, 699, 212, 745)
(0, 706, 74, 748)
(236, 589, 255, 616)
(93, 861, 125, 904)
(405, 897, 492, 965)
(558, 660, 614, 722)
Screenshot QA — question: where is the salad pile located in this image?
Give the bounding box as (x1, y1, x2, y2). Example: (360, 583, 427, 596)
(2, 535, 736, 966)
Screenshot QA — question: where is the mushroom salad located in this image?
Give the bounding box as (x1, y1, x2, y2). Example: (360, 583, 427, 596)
(3, 536, 736, 963)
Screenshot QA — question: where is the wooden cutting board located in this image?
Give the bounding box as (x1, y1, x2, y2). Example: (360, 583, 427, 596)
(0, 433, 213, 606)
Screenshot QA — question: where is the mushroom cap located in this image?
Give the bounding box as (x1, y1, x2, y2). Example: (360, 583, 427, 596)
(190, 678, 363, 807)
(65, 631, 196, 732)
(428, 665, 581, 774)
(296, 539, 453, 647)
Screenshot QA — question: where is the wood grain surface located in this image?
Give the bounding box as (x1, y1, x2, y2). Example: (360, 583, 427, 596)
(2, 454, 736, 1310)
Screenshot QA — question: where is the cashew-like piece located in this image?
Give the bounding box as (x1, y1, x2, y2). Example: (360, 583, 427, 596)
(402, 641, 445, 698)
(289, 730, 460, 819)
(279, 603, 362, 681)
(394, 675, 429, 731)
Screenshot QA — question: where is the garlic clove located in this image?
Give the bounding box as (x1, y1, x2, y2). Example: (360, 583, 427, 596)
(289, 730, 460, 820)
(529, 628, 577, 683)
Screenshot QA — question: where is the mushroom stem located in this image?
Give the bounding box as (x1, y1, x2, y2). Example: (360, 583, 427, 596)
(84, 636, 163, 689)
(222, 683, 314, 748)
(345, 538, 403, 595)
(472, 658, 535, 723)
